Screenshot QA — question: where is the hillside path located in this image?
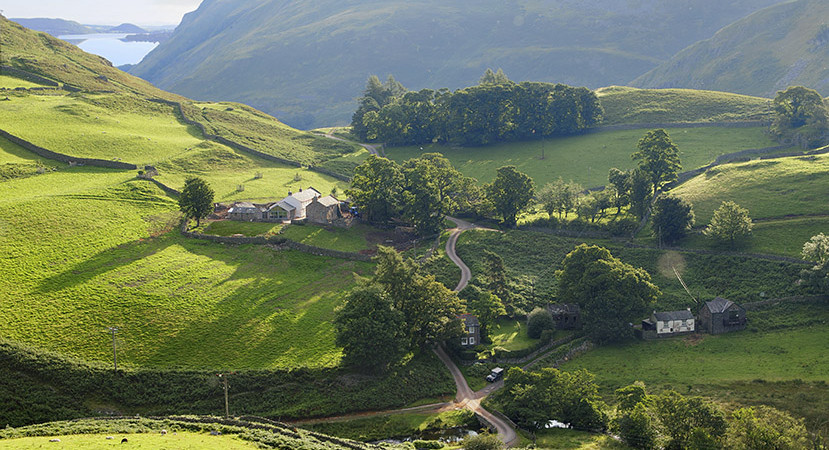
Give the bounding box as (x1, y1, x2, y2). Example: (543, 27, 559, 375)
(319, 132, 381, 155)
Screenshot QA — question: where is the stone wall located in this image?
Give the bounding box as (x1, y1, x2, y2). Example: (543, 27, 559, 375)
(584, 120, 767, 134)
(0, 128, 138, 170)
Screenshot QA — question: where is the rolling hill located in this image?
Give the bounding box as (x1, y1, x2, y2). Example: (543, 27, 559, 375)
(9, 18, 93, 36)
(633, 0, 829, 97)
(130, 0, 784, 129)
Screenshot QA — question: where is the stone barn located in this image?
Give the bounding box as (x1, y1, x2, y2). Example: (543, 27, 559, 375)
(306, 195, 342, 225)
(547, 303, 581, 330)
(228, 202, 266, 221)
(699, 297, 746, 334)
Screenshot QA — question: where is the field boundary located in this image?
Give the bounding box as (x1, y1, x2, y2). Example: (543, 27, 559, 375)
(151, 99, 352, 181)
(180, 224, 373, 262)
(585, 120, 767, 134)
(623, 241, 811, 265)
(0, 128, 138, 170)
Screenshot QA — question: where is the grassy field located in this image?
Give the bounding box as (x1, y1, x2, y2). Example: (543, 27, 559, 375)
(489, 318, 536, 352)
(202, 220, 283, 237)
(0, 159, 371, 369)
(530, 428, 630, 449)
(386, 126, 777, 187)
(305, 409, 476, 442)
(0, 432, 260, 449)
(0, 75, 47, 89)
(596, 86, 772, 125)
(673, 152, 829, 222)
(280, 223, 376, 253)
(0, 93, 204, 165)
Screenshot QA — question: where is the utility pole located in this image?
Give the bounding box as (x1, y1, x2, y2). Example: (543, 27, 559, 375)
(106, 327, 119, 372)
(217, 373, 231, 418)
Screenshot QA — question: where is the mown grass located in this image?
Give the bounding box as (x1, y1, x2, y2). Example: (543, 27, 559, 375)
(280, 223, 374, 253)
(673, 152, 829, 222)
(0, 92, 203, 165)
(154, 144, 349, 204)
(386, 126, 777, 187)
(0, 432, 260, 449)
(596, 86, 772, 125)
(488, 318, 536, 352)
(203, 221, 283, 237)
(0, 167, 370, 369)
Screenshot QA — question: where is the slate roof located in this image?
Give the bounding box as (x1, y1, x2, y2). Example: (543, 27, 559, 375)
(549, 303, 580, 314)
(292, 187, 321, 203)
(653, 310, 694, 322)
(459, 313, 479, 327)
(229, 202, 263, 214)
(703, 297, 736, 314)
(315, 195, 340, 207)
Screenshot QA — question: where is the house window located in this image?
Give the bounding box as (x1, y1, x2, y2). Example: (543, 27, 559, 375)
(469, 337, 475, 345)
(461, 337, 468, 346)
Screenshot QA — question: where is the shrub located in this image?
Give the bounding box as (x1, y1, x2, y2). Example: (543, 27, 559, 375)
(414, 440, 444, 449)
(462, 433, 504, 450)
(527, 308, 554, 339)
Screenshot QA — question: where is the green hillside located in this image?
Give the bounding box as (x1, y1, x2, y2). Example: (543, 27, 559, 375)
(386, 126, 779, 187)
(597, 86, 773, 125)
(633, 0, 829, 97)
(130, 0, 782, 128)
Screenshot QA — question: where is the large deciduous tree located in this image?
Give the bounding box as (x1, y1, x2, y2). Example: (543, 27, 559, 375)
(334, 284, 408, 373)
(346, 155, 403, 224)
(401, 153, 475, 236)
(651, 195, 695, 245)
(727, 406, 810, 450)
(631, 129, 681, 195)
(704, 201, 752, 248)
(771, 86, 828, 148)
(801, 233, 829, 294)
(608, 168, 633, 215)
(178, 177, 214, 228)
(556, 244, 660, 343)
(486, 165, 534, 227)
(539, 178, 582, 219)
(655, 391, 727, 450)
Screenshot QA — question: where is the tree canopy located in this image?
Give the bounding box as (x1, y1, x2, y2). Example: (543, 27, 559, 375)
(771, 86, 828, 148)
(556, 244, 660, 343)
(353, 76, 603, 146)
(486, 165, 535, 227)
(631, 129, 681, 195)
(704, 201, 752, 248)
(178, 177, 214, 228)
(651, 195, 695, 245)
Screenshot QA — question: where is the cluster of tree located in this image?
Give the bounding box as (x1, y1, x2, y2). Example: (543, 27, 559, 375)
(771, 86, 829, 149)
(178, 177, 215, 228)
(703, 200, 753, 248)
(464, 249, 546, 323)
(801, 233, 829, 294)
(351, 72, 603, 146)
(500, 367, 608, 434)
(556, 244, 660, 343)
(612, 382, 812, 449)
(334, 247, 464, 372)
(346, 153, 488, 235)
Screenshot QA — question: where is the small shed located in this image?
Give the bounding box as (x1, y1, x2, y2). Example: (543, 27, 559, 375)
(459, 314, 480, 347)
(547, 303, 581, 330)
(228, 202, 265, 221)
(641, 309, 695, 339)
(307, 195, 341, 225)
(699, 297, 746, 334)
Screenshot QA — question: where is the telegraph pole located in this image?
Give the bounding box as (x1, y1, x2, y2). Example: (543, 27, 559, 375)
(106, 327, 119, 372)
(217, 373, 231, 418)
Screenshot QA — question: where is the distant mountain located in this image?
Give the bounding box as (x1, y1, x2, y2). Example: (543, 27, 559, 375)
(633, 0, 829, 97)
(130, 0, 783, 129)
(109, 23, 147, 34)
(10, 18, 92, 36)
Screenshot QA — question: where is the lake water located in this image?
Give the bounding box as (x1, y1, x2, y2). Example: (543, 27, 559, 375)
(59, 33, 159, 67)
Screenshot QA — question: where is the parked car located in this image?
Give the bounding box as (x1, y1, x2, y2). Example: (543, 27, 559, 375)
(485, 367, 504, 382)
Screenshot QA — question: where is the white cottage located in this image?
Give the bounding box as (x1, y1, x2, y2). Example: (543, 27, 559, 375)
(650, 309, 695, 336)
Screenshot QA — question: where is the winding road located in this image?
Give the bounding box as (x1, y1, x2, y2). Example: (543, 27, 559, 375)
(438, 217, 519, 447)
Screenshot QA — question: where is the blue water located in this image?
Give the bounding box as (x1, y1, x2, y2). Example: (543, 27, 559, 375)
(59, 33, 158, 67)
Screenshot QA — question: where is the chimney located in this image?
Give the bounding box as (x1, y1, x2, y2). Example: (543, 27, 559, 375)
(288, 191, 292, 196)
(299, 187, 303, 192)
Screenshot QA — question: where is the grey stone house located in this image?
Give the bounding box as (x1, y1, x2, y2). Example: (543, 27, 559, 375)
(459, 314, 480, 347)
(307, 195, 342, 225)
(699, 297, 746, 334)
(547, 303, 581, 330)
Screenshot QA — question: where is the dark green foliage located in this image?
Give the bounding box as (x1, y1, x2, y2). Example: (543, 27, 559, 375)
(351, 75, 407, 141)
(557, 244, 660, 343)
(631, 129, 681, 195)
(178, 177, 214, 228)
(652, 195, 695, 244)
(462, 433, 505, 450)
(360, 81, 602, 146)
(630, 168, 653, 221)
(0, 339, 454, 428)
(728, 406, 811, 450)
(346, 155, 404, 223)
(334, 285, 409, 373)
(479, 68, 511, 86)
(499, 367, 608, 432)
(486, 166, 534, 227)
(463, 285, 506, 341)
(613, 403, 659, 449)
(527, 308, 555, 339)
(615, 382, 649, 412)
(771, 86, 829, 148)
(655, 390, 727, 450)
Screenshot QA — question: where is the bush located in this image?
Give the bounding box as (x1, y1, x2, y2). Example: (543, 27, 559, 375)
(527, 308, 554, 339)
(414, 440, 444, 449)
(462, 433, 504, 450)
